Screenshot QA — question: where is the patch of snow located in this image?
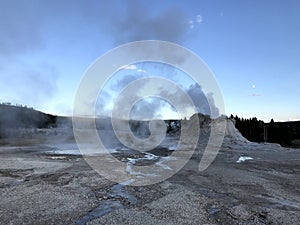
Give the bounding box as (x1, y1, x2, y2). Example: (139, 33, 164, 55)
(236, 156, 253, 163)
(51, 149, 81, 155)
(124, 154, 181, 178)
(48, 156, 67, 160)
(48, 147, 119, 156)
(168, 145, 177, 150)
(156, 156, 177, 170)
(127, 153, 159, 164)
(125, 163, 158, 177)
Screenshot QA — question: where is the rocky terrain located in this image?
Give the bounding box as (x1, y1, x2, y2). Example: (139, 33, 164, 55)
(0, 118, 299, 224)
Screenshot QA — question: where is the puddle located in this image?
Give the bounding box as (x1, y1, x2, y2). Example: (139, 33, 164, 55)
(111, 179, 138, 204)
(0, 179, 24, 188)
(275, 198, 300, 209)
(125, 155, 178, 178)
(75, 180, 137, 225)
(197, 187, 225, 199)
(75, 200, 123, 225)
(208, 207, 221, 215)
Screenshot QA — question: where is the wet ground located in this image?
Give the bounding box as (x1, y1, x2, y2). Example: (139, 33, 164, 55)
(0, 135, 299, 224)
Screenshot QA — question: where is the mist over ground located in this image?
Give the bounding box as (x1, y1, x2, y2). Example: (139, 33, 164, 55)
(0, 102, 299, 224)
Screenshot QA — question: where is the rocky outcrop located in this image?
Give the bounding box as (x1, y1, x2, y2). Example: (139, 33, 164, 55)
(182, 113, 249, 143)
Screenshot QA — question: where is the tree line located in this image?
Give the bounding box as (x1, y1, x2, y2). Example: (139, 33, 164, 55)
(230, 115, 300, 147)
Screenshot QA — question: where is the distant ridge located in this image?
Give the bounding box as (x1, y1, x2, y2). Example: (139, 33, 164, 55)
(0, 103, 57, 131)
(1, 103, 299, 147)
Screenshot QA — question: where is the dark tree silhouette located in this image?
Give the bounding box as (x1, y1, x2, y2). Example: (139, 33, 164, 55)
(233, 115, 299, 146)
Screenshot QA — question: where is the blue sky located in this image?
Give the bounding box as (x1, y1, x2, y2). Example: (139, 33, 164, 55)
(0, 0, 299, 122)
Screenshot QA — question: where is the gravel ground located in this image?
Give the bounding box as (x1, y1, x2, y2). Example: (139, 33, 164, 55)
(0, 135, 299, 224)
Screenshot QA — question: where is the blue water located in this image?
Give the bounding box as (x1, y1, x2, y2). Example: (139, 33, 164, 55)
(75, 182, 137, 225)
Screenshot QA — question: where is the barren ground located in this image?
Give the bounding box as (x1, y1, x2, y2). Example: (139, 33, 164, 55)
(0, 133, 299, 225)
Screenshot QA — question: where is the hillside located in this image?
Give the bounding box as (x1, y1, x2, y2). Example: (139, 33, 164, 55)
(0, 103, 57, 138)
